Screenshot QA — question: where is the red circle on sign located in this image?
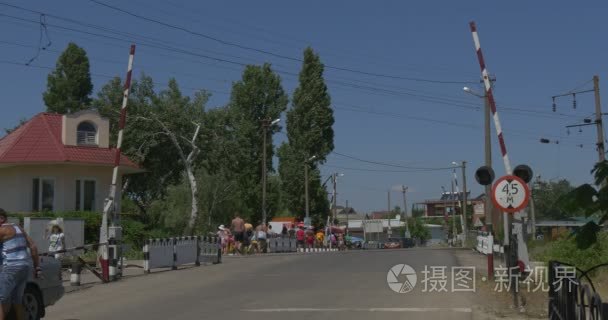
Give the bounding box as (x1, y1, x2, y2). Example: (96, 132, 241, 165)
(491, 175, 530, 213)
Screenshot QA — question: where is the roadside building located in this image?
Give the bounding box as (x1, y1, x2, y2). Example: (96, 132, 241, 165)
(0, 111, 141, 213)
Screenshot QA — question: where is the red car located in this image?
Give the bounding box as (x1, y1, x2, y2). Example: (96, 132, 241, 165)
(384, 238, 402, 249)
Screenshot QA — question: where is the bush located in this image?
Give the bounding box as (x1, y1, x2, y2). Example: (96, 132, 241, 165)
(537, 232, 608, 271)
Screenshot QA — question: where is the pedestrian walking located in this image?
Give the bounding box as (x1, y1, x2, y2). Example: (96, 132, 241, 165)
(255, 223, 267, 253)
(0, 208, 40, 319)
(315, 229, 325, 248)
(296, 226, 305, 249)
(242, 223, 253, 254)
(231, 213, 245, 255)
(217, 225, 228, 255)
(305, 227, 315, 249)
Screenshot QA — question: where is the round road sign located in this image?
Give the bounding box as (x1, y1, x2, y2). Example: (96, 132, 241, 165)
(491, 175, 530, 213)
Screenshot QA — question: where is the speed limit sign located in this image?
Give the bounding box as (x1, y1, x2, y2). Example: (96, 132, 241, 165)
(491, 175, 530, 213)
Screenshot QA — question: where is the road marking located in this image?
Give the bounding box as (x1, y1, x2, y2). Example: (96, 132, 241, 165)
(243, 307, 472, 313)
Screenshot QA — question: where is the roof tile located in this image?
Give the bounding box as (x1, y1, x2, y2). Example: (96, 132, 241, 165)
(0, 112, 138, 168)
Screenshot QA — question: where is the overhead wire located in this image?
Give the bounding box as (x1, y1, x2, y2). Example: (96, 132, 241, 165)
(151, 0, 481, 78)
(0, 59, 231, 95)
(0, 9, 572, 121)
(82, 0, 477, 85)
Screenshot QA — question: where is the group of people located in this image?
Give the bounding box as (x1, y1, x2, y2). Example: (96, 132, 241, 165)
(216, 213, 274, 255)
(216, 213, 347, 255)
(295, 225, 345, 250)
(0, 208, 40, 320)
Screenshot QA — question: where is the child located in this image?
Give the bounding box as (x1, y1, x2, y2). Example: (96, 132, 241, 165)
(48, 224, 65, 259)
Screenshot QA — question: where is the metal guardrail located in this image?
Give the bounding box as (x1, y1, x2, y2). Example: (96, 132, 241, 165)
(143, 236, 220, 273)
(548, 261, 608, 320)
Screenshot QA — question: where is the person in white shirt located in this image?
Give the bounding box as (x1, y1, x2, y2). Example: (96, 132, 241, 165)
(48, 224, 65, 260)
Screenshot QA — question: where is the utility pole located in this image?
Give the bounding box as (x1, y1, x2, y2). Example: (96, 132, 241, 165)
(261, 119, 269, 226)
(304, 162, 309, 222)
(332, 173, 337, 226)
(484, 94, 494, 231)
(387, 189, 392, 237)
(461, 161, 468, 247)
(464, 77, 494, 233)
(593, 75, 605, 163)
(402, 185, 410, 237)
(345, 199, 349, 235)
(451, 180, 456, 245)
(304, 155, 316, 225)
(260, 118, 280, 225)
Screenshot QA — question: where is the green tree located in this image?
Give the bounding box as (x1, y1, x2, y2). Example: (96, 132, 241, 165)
(561, 161, 608, 248)
(391, 206, 402, 218)
(228, 64, 288, 223)
(411, 206, 425, 218)
(408, 217, 431, 241)
(533, 178, 576, 219)
(43, 43, 93, 114)
(93, 75, 208, 233)
(279, 47, 335, 220)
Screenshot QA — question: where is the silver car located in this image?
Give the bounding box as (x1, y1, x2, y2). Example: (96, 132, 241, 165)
(6, 256, 65, 320)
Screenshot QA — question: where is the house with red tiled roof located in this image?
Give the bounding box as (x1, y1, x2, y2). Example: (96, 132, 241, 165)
(0, 110, 141, 213)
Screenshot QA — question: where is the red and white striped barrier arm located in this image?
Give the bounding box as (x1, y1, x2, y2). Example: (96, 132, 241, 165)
(469, 22, 512, 174)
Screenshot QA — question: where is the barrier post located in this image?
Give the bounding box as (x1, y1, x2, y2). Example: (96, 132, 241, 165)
(195, 236, 201, 267)
(172, 238, 178, 270)
(70, 260, 82, 286)
(143, 240, 150, 273)
(100, 242, 109, 282)
(108, 238, 118, 281)
(215, 237, 222, 264)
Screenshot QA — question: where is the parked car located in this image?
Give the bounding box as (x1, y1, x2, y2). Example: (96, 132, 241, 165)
(346, 236, 364, 249)
(6, 256, 65, 320)
(384, 237, 416, 249)
(384, 238, 402, 249)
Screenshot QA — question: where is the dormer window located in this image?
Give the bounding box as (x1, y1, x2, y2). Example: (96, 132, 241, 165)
(77, 121, 97, 146)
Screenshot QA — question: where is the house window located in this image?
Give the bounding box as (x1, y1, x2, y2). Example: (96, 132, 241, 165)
(76, 179, 96, 211)
(32, 178, 55, 211)
(77, 121, 97, 145)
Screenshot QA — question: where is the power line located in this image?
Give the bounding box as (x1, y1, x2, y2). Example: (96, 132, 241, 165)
(0, 10, 574, 120)
(0, 59, 230, 95)
(146, 0, 481, 78)
(331, 152, 455, 170)
(81, 0, 476, 85)
(322, 164, 453, 173)
(0, 13, 479, 112)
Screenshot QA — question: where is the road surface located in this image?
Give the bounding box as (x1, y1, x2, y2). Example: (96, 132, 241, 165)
(46, 248, 484, 320)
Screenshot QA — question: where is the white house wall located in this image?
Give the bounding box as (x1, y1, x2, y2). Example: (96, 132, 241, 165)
(0, 169, 19, 212)
(0, 164, 122, 213)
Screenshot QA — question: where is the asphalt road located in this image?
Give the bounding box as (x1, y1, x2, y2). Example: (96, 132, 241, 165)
(46, 249, 482, 320)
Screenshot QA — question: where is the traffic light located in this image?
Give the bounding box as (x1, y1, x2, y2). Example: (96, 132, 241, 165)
(513, 164, 533, 184)
(475, 166, 495, 186)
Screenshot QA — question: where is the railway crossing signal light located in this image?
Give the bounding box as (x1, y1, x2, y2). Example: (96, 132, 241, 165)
(513, 164, 533, 184)
(475, 166, 495, 186)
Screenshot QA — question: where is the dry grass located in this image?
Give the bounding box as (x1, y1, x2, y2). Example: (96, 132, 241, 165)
(473, 274, 548, 319)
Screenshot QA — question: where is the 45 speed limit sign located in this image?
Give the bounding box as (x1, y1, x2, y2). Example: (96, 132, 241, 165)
(491, 175, 530, 213)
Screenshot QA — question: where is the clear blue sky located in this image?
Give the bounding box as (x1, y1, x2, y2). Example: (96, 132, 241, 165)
(1, 0, 606, 213)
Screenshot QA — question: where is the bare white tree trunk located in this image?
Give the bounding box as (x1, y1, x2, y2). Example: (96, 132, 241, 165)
(133, 115, 202, 234)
